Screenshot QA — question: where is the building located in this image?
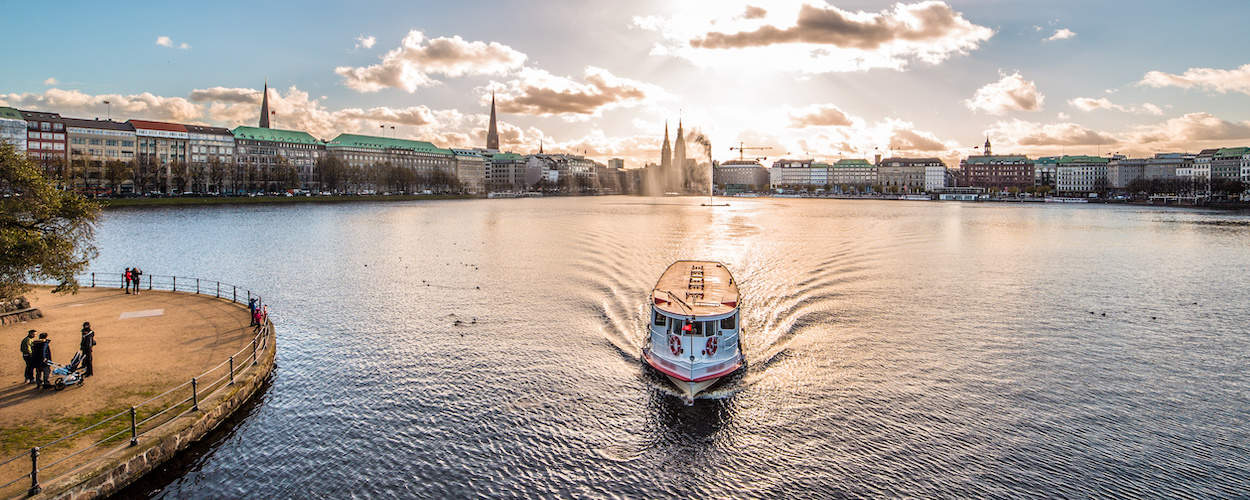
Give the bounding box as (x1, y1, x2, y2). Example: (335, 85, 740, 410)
(659, 123, 671, 182)
(485, 92, 499, 151)
(878, 157, 940, 193)
(608, 158, 625, 170)
(233, 126, 325, 192)
(0, 107, 26, 154)
(325, 133, 456, 191)
(258, 80, 271, 128)
(770, 159, 821, 189)
(128, 119, 189, 193)
(1055, 155, 1110, 195)
(1211, 147, 1248, 181)
(185, 124, 235, 193)
(525, 153, 597, 191)
(63, 117, 136, 192)
(713, 159, 769, 192)
(20, 110, 67, 168)
(925, 163, 947, 192)
(483, 152, 526, 191)
(451, 148, 486, 193)
(960, 155, 1033, 191)
(1193, 148, 1216, 185)
(1034, 156, 1058, 190)
(1110, 153, 1188, 190)
(829, 159, 876, 189)
(1107, 157, 1148, 189)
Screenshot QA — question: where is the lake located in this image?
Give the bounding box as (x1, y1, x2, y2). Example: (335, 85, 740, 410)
(91, 197, 1250, 498)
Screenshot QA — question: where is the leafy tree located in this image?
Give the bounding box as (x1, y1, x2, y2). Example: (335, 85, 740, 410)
(103, 160, 131, 196)
(0, 143, 100, 301)
(208, 157, 227, 194)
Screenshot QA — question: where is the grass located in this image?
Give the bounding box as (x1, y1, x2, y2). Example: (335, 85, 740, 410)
(99, 193, 477, 208)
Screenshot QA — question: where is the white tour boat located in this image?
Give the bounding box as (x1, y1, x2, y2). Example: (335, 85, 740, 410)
(643, 260, 744, 401)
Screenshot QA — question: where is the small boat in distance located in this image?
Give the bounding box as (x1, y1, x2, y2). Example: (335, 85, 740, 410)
(643, 261, 744, 401)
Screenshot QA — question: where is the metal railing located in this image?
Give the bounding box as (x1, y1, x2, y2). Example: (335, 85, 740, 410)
(2, 273, 274, 497)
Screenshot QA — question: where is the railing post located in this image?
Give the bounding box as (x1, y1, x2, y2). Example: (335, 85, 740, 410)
(130, 407, 138, 446)
(233, 286, 237, 303)
(196, 278, 200, 294)
(91, 272, 95, 288)
(229, 356, 235, 385)
(173, 276, 176, 291)
(252, 338, 258, 366)
(148, 275, 151, 290)
(216, 281, 220, 298)
(191, 378, 198, 411)
(28, 447, 40, 496)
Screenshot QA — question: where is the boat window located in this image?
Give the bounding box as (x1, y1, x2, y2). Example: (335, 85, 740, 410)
(720, 314, 737, 331)
(653, 310, 667, 327)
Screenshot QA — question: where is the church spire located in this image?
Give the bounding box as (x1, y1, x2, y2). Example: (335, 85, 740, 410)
(984, 136, 992, 156)
(486, 91, 499, 150)
(539, 139, 543, 154)
(259, 79, 270, 128)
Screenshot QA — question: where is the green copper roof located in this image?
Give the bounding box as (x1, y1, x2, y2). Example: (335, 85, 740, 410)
(1057, 155, 1109, 164)
(1035, 156, 1060, 165)
(232, 126, 322, 145)
(0, 107, 24, 120)
(964, 155, 1028, 164)
(833, 159, 872, 167)
(326, 133, 451, 155)
(1215, 147, 1250, 158)
(491, 152, 524, 161)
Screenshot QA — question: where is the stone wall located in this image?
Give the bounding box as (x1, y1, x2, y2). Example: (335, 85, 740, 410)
(0, 296, 42, 326)
(34, 321, 277, 500)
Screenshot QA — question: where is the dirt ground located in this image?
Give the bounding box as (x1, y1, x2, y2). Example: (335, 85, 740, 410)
(0, 286, 252, 456)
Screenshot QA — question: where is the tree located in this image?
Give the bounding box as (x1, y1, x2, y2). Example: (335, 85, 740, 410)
(0, 143, 100, 301)
(104, 160, 132, 196)
(208, 157, 227, 194)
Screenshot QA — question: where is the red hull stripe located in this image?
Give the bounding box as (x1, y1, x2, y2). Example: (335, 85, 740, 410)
(644, 351, 741, 382)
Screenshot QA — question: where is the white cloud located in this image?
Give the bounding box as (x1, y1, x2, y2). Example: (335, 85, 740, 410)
(335, 30, 527, 92)
(964, 71, 1044, 114)
(1069, 97, 1164, 115)
(788, 104, 853, 127)
(355, 35, 376, 49)
(986, 119, 1118, 148)
(43, 77, 57, 86)
(635, 0, 993, 73)
(1129, 112, 1250, 145)
(1045, 28, 1076, 41)
(156, 36, 172, 47)
(0, 88, 200, 122)
(1139, 63, 1250, 96)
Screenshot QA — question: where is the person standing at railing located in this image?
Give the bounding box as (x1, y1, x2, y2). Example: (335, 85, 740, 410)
(80, 322, 96, 378)
(31, 333, 51, 389)
(248, 297, 258, 326)
(132, 268, 143, 295)
(20, 330, 36, 384)
(123, 267, 131, 293)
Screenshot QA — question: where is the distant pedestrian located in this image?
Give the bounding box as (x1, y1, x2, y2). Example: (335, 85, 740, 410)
(80, 322, 96, 378)
(123, 267, 131, 293)
(248, 297, 258, 326)
(31, 333, 51, 388)
(20, 330, 36, 384)
(132, 268, 142, 295)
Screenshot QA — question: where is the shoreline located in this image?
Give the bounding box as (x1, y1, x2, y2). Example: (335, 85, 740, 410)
(99, 193, 478, 209)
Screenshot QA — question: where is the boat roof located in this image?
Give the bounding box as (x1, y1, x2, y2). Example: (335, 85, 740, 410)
(652, 260, 739, 317)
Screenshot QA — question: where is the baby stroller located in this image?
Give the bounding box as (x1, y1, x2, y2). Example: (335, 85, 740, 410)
(49, 351, 86, 390)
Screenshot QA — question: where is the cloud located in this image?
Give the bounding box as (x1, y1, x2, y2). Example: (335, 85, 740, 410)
(1045, 28, 1076, 41)
(987, 119, 1117, 147)
(355, 35, 376, 49)
(0, 88, 200, 122)
(1129, 112, 1250, 144)
(636, 0, 992, 73)
(156, 36, 172, 47)
(1139, 63, 1250, 96)
(742, 5, 767, 19)
(179, 42, 190, 50)
(489, 66, 658, 117)
(788, 104, 853, 127)
(1069, 97, 1164, 115)
(964, 71, 1044, 114)
(189, 87, 258, 104)
(335, 30, 527, 92)
(43, 77, 57, 86)
(888, 128, 947, 151)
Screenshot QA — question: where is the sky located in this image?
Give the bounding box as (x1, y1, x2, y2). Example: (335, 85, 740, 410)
(3, 0, 1250, 167)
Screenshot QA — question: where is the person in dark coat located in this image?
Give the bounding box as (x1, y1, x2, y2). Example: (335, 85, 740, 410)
(21, 330, 36, 384)
(132, 268, 142, 295)
(248, 297, 258, 326)
(124, 267, 132, 294)
(31, 333, 51, 388)
(80, 322, 96, 377)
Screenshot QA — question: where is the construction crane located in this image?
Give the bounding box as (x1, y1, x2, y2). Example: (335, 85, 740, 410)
(729, 142, 774, 161)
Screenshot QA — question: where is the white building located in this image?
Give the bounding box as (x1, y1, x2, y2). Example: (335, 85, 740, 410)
(0, 107, 26, 153)
(1055, 155, 1110, 195)
(451, 148, 486, 193)
(829, 159, 876, 187)
(924, 164, 947, 192)
(770, 159, 826, 188)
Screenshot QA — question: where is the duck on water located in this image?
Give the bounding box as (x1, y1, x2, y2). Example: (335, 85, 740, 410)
(643, 261, 744, 402)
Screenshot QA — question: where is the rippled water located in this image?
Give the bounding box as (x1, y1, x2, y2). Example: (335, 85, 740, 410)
(92, 197, 1250, 498)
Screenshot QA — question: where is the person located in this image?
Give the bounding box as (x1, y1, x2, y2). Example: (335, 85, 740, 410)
(20, 330, 36, 384)
(31, 333, 51, 389)
(132, 267, 142, 295)
(248, 297, 258, 326)
(123, 267, 130, 293)
(80, 322, 96, 377)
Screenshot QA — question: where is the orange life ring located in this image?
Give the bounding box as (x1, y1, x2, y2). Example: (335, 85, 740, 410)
(669, 335, 682, 355)
(705, 336, 719, 356)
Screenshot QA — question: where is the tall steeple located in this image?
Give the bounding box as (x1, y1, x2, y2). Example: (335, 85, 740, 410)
(259, 79, 270, 128)
(486, 92, 499, 150)
(984, 136, 992, 156)
(538, 139, 543, 154)
(672, 119, 687, 191)
(660, 121, 672, 174)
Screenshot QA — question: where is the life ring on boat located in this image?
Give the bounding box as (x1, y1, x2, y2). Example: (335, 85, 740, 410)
(669, 335, 682, 355)
(704, 336, 718, 356)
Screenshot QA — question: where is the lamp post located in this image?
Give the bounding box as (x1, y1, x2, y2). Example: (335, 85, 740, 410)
(103, 100, 111, 121)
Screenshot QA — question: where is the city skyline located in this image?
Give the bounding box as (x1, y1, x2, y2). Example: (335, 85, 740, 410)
(2, 0, 1250, 167)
